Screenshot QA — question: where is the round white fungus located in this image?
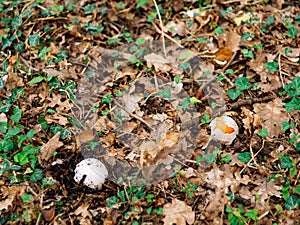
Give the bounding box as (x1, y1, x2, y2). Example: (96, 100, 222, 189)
(209, 115, 239, 145)
(74, 158, 108, 189)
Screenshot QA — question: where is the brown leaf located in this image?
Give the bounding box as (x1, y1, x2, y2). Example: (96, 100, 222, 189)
(253, 98, 289, 137)
(74, 203, 92, 219)
(164, 21, 187, 36)
(5, 73, 24, 89)
(45, 113, 69, 126)
(215, 47, 233, 62)
(241, 106, 263, 131)
(163, 198, 195, 225)
(160, 132, 179, 149)
(225, 31, 241, 52)
(76, 129, 95, 145)
(43, 206, 55, 222)
(0, 186, 25, 210)
(39, 132, 63, 163)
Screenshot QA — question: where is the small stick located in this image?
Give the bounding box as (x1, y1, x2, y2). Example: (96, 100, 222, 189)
(152, 0, 166, 57)
(152, 22, 184, 48)
(240, 140, 265, 174)
(228, 95, 276, 110)
(278, 53, 285, 88)
(113, 100, 153, 130)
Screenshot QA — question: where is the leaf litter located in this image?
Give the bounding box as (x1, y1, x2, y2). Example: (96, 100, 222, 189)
(0, 0, 299, 224)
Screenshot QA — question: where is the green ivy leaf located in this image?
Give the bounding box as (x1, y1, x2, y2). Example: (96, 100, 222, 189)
(245, 209, 258, 221)
(29, 76, 44, 84)
(286, 27, 298, 39)
(22, 193, 33, 203)
(108, 38, 121, 45)
(293, 185, 300, 194)
(201, 114, 211, 124)
(237, 152, 251, 163)
(285, 195, 299, 210)
(158, 87, 171, 99)
(284, 77, 300, 97)
(10, 106, 22, 123)
(227, 89, 242, 100)
(181, 96, 191, 111)
(257, 128, 268, 137)
(84, 4, 96, 14)
(221, 155, 231, 163)
(178, 62, 190, 70)
(14, 152, 29, 165)
(204, 154, 216, 164)
(285, 97, 300, 112)
(30, 168, 43, 182)
(28, 33, 40, 47)
(136, 0, 148, 8)
(264, 61, 278, 73)
(178, 51, 193, 60)
(174, 75, 181, 84)
(190, 96, 201, 104)
(102, 94, 112, 104)
(0, 139, 14, 152)
(135, 38, 146, 46)
(14, 42, 25, 52)
(280, 156, 293, 169)
(107, 196, 119, 208)
(235, 77, 251, 91)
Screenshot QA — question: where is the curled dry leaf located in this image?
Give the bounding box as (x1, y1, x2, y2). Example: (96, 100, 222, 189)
(210, 115, 239, 145)
(39, 132, 63, 165)
(74, 203, 92, 219)
(0, 186, 25, 211)
(163, 198, 195, 225)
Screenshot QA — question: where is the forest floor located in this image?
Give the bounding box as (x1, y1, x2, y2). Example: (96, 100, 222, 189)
(0, 0, 300, 224)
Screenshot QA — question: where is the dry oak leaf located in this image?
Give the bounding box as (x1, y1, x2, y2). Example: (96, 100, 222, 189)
(74, 203, 92, 219)
(39, 132, 63, 163)
(253, 98, 289, 137)
(0, 186, 25, 210)
(163, 198, 195, 225)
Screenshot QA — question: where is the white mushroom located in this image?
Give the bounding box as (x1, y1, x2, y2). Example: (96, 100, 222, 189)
(74, 158, 108, 189)
(209, 115, 239, 145)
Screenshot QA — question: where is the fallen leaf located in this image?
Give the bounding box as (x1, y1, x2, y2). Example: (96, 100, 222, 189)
(164, 21, 187, 36)
(74, 203, 92, 219)
(76, 129, 95, 145)
(5, 73, 24, 89)
(39, 132, 63, 163)
(163, 198, 195, 225)
(253, 98, 289, 137)
(234, 13, 251, 26)
(43, 206, 55, 222)
(0, 186, 25, 211)
(45, 114, 69, 126)
(241, 106, 263, 131)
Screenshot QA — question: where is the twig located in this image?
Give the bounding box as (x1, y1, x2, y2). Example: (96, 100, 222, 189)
(258, 211, 270, 220)
(249, 144, 258, 166)
(152, 22, 184, 48)
(228, 95, 276, 110)
(240, 140, 265, 174)
(113, 100, 153, 130)
(152, 0, 166, 57)
(278, 53, 285, 88)
(35, 192, 44, 225)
